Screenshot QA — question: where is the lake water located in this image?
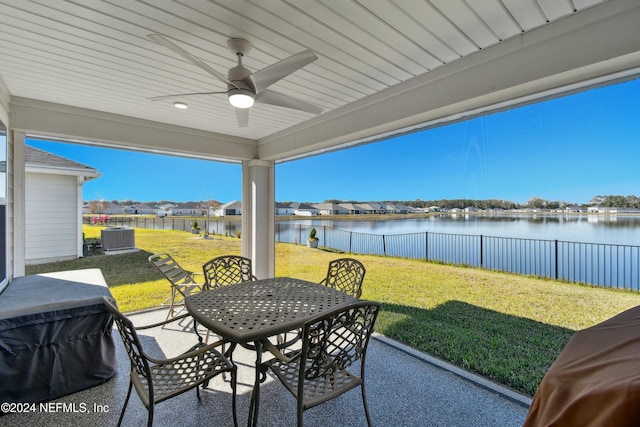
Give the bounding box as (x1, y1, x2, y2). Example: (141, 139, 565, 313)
(276, 214, 640, 290)
(280, 214, 640, 246)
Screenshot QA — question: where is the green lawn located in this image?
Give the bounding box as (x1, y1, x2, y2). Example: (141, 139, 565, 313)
(27, 226, 640, 397)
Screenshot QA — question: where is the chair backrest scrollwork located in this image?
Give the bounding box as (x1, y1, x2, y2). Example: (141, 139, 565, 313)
(202, 255, 256, 289)
(302, 301, 380, 381)
(321, 258, 366, 298)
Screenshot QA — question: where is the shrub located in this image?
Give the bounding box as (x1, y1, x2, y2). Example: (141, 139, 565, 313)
(309, 227, 318, 241)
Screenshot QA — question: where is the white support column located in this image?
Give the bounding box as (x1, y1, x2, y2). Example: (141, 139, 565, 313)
(241, 161, 252, 261)
(241, 159, 275, 279)
(12, 131, 25, 277)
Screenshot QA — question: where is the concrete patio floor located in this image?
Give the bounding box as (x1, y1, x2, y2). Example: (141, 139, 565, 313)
(2, 307, 531, 426)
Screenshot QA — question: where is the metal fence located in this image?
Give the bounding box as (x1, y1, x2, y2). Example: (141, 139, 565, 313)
(275, 223, 640, 291)
(84, 216, 241, 235)
(86, 217, 640, 291)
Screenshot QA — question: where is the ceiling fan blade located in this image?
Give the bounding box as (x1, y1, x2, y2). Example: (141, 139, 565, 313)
(147, 91, 226, 101)
(236, 108, 249, 127)
(148, 33, 238, 89)
(251, 50, 317, 93)
(256, 89, 323, 114)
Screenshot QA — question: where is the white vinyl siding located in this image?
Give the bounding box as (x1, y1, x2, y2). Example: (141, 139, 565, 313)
(25, 172, 79, 264)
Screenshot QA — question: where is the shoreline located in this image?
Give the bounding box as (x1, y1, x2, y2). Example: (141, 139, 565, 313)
(93, 211, 640, 223)
(272, 211, 640, 222)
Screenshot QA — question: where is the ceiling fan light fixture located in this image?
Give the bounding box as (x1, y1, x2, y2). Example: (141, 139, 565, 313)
(173, 101, 189, 109)
(228, 88, 255, 108)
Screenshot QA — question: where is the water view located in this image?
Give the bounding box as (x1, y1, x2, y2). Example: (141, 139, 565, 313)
(275, 214, 640, 291)
(281, 214, 640, 246)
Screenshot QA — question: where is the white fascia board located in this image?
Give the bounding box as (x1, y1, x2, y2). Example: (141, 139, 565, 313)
(25, 165, 101, 180)
(258, 0, 640, 162)
(10, 98, 258, 162)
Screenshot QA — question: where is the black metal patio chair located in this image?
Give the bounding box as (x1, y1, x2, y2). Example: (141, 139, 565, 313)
(103, 296, 238, 427)
(258, 300, 381, 427)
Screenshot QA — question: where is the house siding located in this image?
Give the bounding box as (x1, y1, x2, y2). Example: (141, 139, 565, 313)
(25, 172, 79, 264)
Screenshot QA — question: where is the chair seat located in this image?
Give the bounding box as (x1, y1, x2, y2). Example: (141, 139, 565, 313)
(266, 353, 362, 409)
(133, 343, 234, 407)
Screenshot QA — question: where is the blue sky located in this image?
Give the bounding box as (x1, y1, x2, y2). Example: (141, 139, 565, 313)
(27, 78, 640, 205)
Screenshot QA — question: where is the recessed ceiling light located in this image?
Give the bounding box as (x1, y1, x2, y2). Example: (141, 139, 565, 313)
(173, 102, 188, 109)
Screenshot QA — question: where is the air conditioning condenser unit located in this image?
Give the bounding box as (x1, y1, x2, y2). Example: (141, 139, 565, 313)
(101, 228, 135, 251)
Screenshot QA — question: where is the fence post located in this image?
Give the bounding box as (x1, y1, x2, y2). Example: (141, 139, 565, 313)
(480, 235, 484, 268)
(555, 240, 559, 279)
(425, 231, 429, 261)
(382, 234, 387, 256)
(323, 225, 326, 248)
(349, 231, 353, 254)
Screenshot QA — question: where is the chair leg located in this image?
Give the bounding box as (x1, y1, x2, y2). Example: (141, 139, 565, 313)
(117, 381, 133, 427)
(220, 341, 227, 380)
(231, 365, 239, 427)
(221, 341, 236, 382)
(361, 383, 373, 427)
(192, 318, 211, 344)
(165, 287, 177, 321)
(193, 319, 204, 343)
(297, 395, 305, 427)
(297, 407, 304, 427)
(148, 403, 154, 427)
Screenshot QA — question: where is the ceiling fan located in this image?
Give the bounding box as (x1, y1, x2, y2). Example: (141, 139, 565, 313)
(147, 33, 322, 127)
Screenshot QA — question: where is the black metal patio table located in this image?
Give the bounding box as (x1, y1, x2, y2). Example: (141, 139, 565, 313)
(184, 276, 357, 427)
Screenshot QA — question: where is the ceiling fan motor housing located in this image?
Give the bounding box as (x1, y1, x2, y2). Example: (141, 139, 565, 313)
(227, 56, 256, 108)
(228, 65, 254, 92)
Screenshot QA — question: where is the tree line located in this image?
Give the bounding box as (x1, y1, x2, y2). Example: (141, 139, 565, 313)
(87, 194, 640, 213)
(589, 195, 640, 208)
(371, 194, 640, 210)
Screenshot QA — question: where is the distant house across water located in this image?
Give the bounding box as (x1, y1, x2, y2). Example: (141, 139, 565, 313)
(214, 200, 242, 216)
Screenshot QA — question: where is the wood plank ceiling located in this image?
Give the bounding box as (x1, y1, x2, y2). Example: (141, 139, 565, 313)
(0, 0, 607, 148)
